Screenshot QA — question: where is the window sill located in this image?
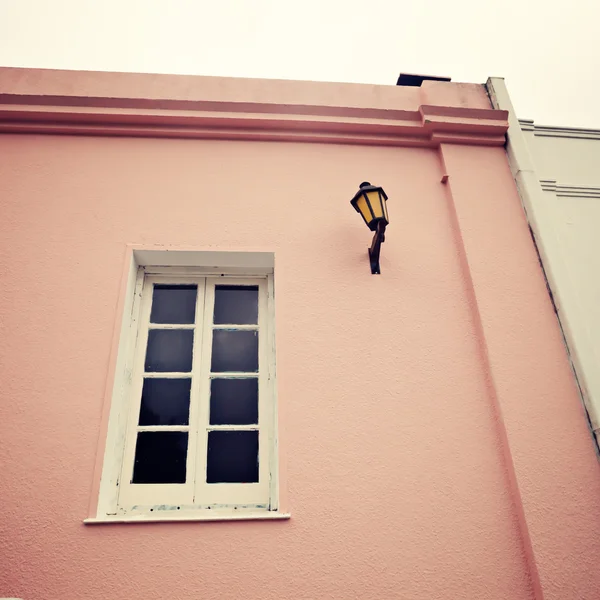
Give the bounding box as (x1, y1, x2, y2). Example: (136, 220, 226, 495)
(84, 511, 291, 524)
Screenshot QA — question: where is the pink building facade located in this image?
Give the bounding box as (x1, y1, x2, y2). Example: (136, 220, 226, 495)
(0, 68, 599, 600)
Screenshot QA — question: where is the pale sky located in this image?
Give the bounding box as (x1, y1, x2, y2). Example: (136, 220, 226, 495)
(1, 0, 599, 128)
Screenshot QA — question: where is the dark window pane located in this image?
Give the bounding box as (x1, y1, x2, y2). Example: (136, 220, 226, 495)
(139, 378, 191, 426)
(150, 285, 197, 324)
(207, 430, 258, 483)
(211, 330, 258, 372)
(210, 378, 258, 425)
(132, 431, 188, 484)
(145, 329, 193, 372)
(214, 285, 258, 325)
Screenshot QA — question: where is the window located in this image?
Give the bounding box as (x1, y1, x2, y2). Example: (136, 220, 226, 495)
(91, 251, 283, 522)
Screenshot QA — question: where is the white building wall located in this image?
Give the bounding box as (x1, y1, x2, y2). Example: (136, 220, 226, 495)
(488, 78, 600, 449)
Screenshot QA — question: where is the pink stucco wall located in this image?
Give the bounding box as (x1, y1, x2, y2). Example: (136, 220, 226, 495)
(1, 68, 599, 600)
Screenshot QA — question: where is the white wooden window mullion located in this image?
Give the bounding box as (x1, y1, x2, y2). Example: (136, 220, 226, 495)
(193, 280, 215, 504)
(147, 323, 195, 330)
(142, 372, 194, 379)
(185, 276, 206, 506)
(257, 277, 270, 502)
(207, 425, 260, 431)
(211, 324, 259, 331)
(266, 273, 278, 510)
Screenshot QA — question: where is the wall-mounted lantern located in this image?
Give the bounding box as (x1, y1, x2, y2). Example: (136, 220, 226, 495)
(350, 181, 389, 274)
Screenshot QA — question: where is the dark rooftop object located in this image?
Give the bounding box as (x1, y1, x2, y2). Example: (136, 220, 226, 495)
(396, 73, 452, 87)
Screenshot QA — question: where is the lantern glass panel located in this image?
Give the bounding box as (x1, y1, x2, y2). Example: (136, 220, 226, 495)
(366, 190, 385, 220)
(356, 194, 374, 225)
(382, 195, 389, 222)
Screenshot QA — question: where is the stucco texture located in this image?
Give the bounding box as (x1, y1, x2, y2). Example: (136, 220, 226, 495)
(0, 81, 599, 599)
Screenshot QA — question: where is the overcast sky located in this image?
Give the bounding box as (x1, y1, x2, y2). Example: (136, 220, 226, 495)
(1, 0, 598, 128)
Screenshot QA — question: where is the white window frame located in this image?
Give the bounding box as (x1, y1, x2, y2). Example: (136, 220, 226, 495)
(87, 249, 287, 523)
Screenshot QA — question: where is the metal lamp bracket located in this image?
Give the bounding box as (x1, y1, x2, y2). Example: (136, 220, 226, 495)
(368, 220, 386, 274)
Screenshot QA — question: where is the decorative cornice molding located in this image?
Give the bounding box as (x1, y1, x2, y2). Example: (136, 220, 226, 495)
(540, 179, 600, 198)
(519, 119, 600, 140)
(519, 118, 535, 131)
(0, 94, 508, 147)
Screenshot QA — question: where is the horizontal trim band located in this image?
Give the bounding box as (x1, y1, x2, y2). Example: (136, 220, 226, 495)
(0, 99, 508, 147)
(520, 119, 600, 140)
(540, 179, 600, 198)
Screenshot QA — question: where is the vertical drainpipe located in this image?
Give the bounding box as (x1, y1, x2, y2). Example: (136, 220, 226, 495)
(486, 77, 600, 457)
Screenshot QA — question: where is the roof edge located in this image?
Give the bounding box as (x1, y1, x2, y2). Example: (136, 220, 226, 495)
(0, 67, 507, 147)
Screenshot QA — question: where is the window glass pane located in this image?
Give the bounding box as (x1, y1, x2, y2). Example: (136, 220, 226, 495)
(139, 378, 191, 426)
(150, 284, 197, 324)
(206, 430, 258, 483)
(210, 378, 258, 425)
(145, 329, 193, 372)
(211, 330, 258, 372)
(213, 285, 258, 325)
(132, 431, 188, 484)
